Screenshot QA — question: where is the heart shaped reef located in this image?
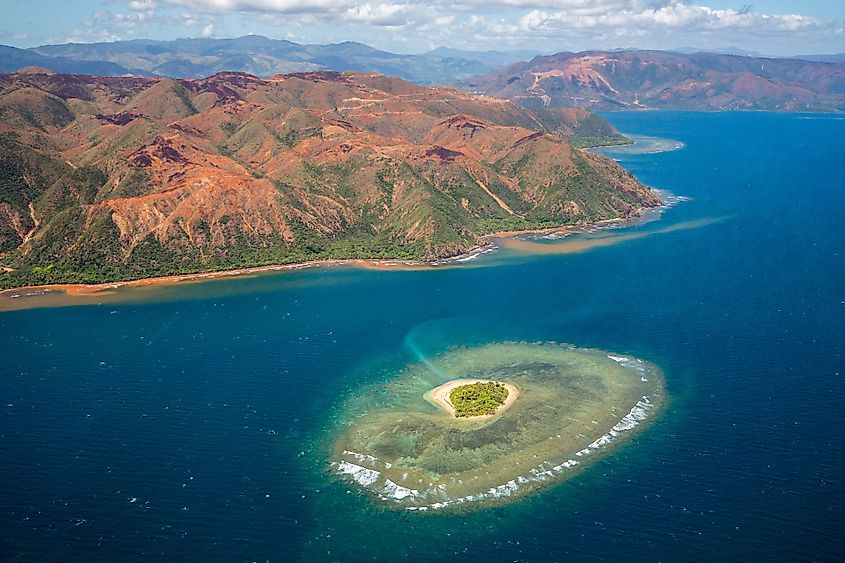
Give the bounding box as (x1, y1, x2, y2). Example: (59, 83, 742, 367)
(331, 342, 664, 511)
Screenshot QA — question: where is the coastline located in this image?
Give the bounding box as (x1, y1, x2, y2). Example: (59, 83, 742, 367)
(0, 247, 490, 303)
(0, 220, 619, 302)
(423, 379, 520, 419)
(0, 198, 684, 312)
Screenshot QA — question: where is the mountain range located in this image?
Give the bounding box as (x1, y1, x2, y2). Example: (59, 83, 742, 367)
(3, 36, 539, 86)
(3, 36, 843, 289)
(462, 50, 845, 111)
(3, 38, 844, 112)
(0, 68, 652, 288)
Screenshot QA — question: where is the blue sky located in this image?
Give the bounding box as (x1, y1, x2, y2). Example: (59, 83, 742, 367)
(1, 0, 843, 55)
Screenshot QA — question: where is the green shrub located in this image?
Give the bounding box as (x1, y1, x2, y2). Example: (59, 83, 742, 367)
(450, 381, 509, 417)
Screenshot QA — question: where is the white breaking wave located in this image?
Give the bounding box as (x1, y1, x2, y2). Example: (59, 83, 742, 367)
(334, 460, 380, 487)
(382, 479, 419, 500)
(448, 245, 497, 264)
(406, 396, 654, 510)
(343, 450, 392, 469)
(607, 354, 648, 380)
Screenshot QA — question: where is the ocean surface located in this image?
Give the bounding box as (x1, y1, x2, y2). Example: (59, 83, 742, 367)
(1, 111, 843, 561)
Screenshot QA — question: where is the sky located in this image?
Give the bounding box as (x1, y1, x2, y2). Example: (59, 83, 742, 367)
(1, 0, 843, 56)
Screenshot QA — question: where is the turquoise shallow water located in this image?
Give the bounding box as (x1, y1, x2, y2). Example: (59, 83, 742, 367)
(1, 112, 843, 561)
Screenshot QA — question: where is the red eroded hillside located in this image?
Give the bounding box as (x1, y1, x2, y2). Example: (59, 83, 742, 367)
(0, 69, 657, 288)
(464, 50, 845, 111)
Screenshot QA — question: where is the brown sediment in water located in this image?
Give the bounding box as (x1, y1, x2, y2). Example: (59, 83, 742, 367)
(495, 217, 726, 255)
(0, 216, 724, 312)
(0, 215, 634, 310)
(0, 257, 449, 312)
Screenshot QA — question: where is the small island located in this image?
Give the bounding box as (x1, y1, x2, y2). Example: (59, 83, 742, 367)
(331, 342, 665, 511)
(425, 379, 519, 418)
(451, 381, 508, 417)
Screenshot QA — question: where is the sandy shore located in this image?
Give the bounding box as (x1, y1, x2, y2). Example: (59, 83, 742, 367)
(424, 379, 520, 419)
(0, 258, 412, 296)
(0, 222, 604, 299)
(0, 206, 675, 312)
(0, 234, 511, 306)
(0, 256, 442, 302)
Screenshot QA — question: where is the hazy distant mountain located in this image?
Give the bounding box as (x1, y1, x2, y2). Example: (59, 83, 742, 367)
(793, 54, 845, 64)
(0, 45, 137, 76)
(463, 50, 845, 111)
(424, 47, 544, 68)
(7, 38, 845, 112)
(673, 47, 771, 58)
(22, 36, 529, 85)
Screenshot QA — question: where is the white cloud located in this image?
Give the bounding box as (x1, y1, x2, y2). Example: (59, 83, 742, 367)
(163, 0, 353, 14)
(343, 3, 415, 26)
(469, 1, 843, 53)
(502, 3, 828, 35)
(90, 0, 844, 54)
(182, 13, 201, 26)
(140, 0, 838, 32)
(202, 22, 215, 36)
(127, 0, 158, 10)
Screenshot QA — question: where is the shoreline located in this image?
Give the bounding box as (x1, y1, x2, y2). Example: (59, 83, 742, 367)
(0, 219, 627, 300)
(0, 198, 682, 311)
(423, 379, 520, 419)
(0, 248, 491, 302)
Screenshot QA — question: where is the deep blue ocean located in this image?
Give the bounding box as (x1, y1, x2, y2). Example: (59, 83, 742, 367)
(1, 112, 843, 561)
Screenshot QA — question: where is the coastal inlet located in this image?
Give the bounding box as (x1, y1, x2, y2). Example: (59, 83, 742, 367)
(329, 342, 664, 511)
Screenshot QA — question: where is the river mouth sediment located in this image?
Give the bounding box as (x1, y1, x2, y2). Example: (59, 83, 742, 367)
(330, 341, 665, 511)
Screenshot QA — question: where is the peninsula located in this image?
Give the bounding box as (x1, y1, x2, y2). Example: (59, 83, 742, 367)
(0, 69, 658, 290)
